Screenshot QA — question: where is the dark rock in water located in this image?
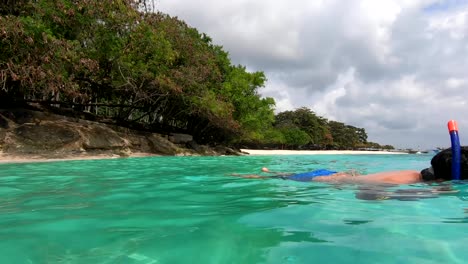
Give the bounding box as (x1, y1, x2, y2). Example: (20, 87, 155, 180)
(185, 141, 242, 156)
(213, 145, 242, 156)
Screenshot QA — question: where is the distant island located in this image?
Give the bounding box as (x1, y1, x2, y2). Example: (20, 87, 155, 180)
(0, 0, 395, 160)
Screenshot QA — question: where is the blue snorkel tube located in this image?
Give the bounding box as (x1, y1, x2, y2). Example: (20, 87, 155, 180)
(448, 120, 461, 180)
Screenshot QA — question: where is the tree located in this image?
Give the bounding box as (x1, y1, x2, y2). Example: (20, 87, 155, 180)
(275, 107, 331, 146)
(279, 127, 311, 148)
(1, 1, 382, 149)
(272, 108, 370, 150)
(0, 0, 279, 145)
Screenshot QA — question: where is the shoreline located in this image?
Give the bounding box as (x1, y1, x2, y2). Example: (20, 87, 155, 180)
(240, 149, 408, 155)
(0, 152, 159, 164)
(0, 149, 408, 164)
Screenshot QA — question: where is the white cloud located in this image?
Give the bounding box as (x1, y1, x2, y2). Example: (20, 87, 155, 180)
(156, 0, 468, 149)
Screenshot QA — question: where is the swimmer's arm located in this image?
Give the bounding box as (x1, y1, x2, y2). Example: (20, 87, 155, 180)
(229, 167, 291, 179)
(260, 167, 293, 176)
(229, 173, 270, 179)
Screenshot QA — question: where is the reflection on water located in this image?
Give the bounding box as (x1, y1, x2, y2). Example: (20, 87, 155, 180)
(0, 155, 466, 263)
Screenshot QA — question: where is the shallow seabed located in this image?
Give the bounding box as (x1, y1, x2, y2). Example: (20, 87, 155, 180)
(0, 154, 467, 264)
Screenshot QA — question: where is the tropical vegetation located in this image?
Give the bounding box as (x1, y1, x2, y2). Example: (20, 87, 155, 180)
(0, 0, 393, 150)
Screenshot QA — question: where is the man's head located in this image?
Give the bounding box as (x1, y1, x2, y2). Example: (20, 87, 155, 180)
(421, 146, 468, 181)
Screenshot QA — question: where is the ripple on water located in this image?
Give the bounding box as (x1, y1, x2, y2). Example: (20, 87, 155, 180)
(0, 155, 466, 264)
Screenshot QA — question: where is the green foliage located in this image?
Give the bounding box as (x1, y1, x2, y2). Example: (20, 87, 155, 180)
(0, 0, 388, 149)
(0, 13, 78, 98)
(264, 107, 383, 150)
(0, 0, 30, 16)
(275, 107, 331, 145)
(0, 0, 275, 144)
(279, 126, 311, 147)
(262, 129, 285, 145)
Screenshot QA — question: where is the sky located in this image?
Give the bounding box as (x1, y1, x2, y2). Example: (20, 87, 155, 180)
(155, 0, 468, 150)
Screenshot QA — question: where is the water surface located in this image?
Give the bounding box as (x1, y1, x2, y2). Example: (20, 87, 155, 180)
(0, 154, 467, 263)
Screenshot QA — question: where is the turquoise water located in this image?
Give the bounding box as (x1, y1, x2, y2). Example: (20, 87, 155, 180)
(0, 154, 467, 264)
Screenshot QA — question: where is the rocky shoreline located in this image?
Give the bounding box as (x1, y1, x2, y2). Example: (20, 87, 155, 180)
(0, 108, 243, 162)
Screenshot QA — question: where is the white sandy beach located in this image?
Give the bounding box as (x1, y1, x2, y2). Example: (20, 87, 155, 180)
(241, 149, 408, 155)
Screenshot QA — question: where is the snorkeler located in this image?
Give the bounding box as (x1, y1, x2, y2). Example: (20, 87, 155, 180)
(233, 146, 468, 185)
